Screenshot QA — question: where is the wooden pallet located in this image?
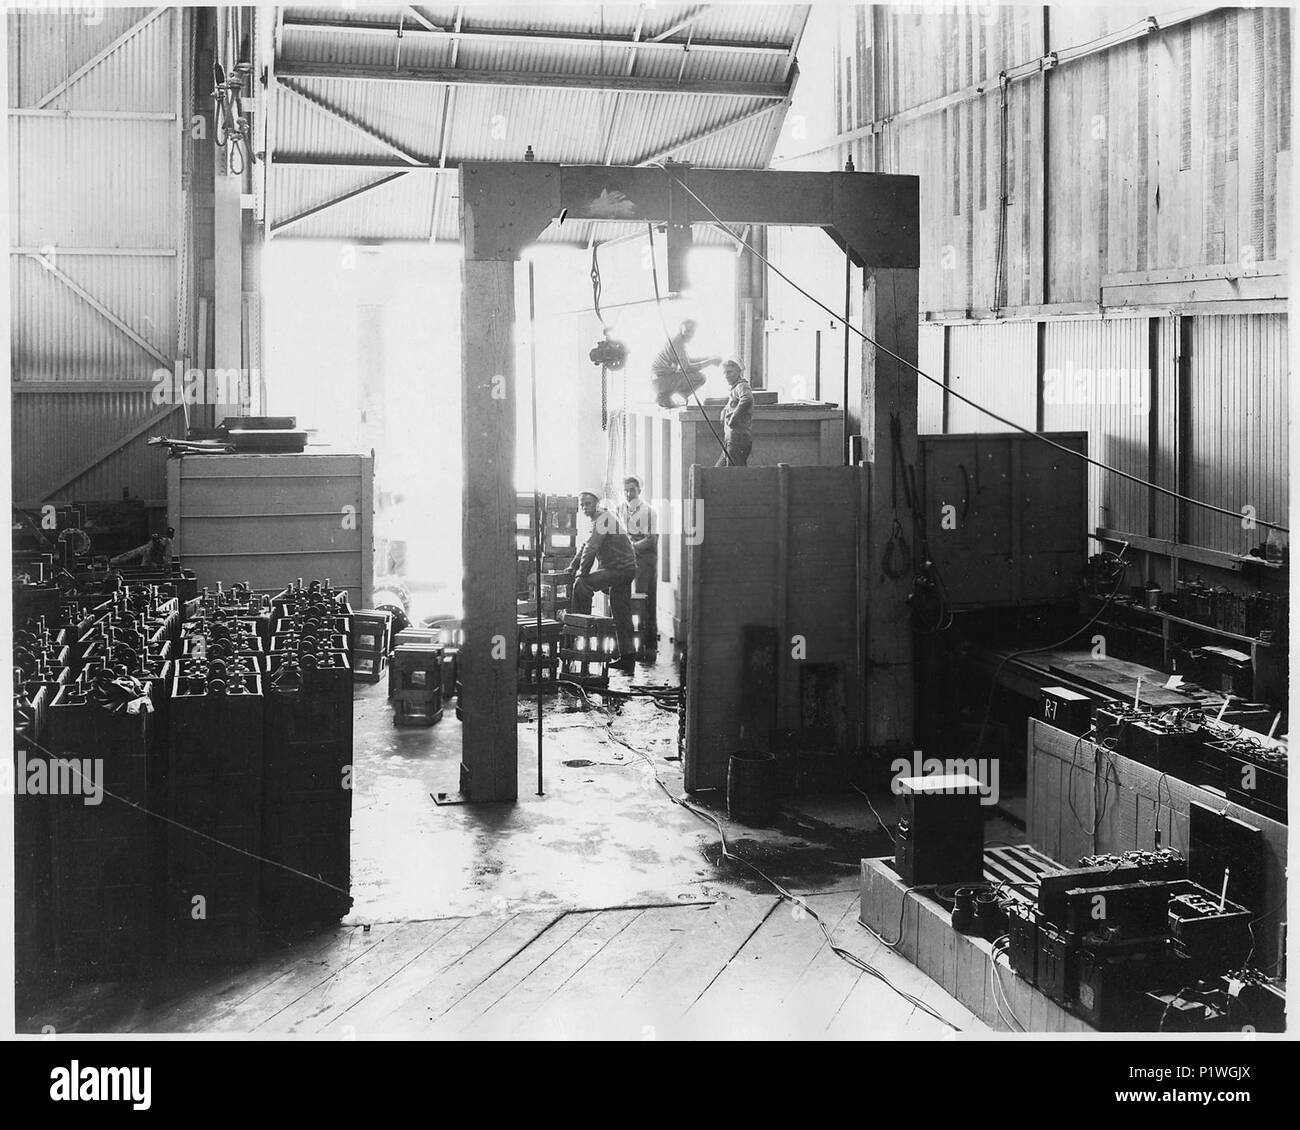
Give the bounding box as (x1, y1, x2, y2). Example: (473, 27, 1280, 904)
(979, 844, 1064, 907)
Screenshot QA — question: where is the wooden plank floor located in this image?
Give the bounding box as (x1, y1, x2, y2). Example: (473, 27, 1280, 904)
(24, 893, 986, 1038)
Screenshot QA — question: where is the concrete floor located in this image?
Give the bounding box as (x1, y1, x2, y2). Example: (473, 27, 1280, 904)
(347, 659, 892, 923)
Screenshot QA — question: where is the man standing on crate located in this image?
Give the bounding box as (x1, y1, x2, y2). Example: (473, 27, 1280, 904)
(617, 476, 658, 653)
(715, 359, 755, 467)
(567, 490, 638, 671)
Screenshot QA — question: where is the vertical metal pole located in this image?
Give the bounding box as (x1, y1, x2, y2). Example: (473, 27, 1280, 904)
(813, 329, 822, 401)
(530, 260, 544, 797)
(842, 252, 852, 465)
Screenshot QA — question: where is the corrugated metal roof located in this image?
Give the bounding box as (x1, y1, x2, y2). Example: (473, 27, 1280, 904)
(276, 77, 447, 160)
(269, 3, 808, 241)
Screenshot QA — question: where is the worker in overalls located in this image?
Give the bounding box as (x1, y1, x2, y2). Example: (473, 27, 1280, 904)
(568, 491, 638, 671)
(715, 359, 755, 467)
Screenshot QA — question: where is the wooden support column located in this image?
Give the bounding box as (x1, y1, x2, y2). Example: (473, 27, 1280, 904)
(459, 258, 519, 802)
(861, 267, 920, 758)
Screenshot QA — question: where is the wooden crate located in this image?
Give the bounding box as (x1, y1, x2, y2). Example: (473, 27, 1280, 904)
(684, 465, 866, 791)
(168, 453, 374, 611)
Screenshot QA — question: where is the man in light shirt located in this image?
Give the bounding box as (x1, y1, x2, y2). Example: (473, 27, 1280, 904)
(617, 475, 658, 652)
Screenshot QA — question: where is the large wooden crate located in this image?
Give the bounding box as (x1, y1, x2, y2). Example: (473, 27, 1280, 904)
(683, 464, 866, 792)
(918, 432, 1087, 608)
(624, 402, 845, 643)
(168, 453, 374, 611)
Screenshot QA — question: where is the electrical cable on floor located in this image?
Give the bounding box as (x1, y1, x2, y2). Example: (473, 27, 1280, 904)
(649, 167, 1289, 535)
(850, 782, 897, 847)
(594, 719, 964, 1030)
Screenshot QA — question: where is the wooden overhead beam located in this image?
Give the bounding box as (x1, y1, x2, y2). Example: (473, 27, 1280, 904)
(459, 162, 919, 267)
(275, 59, 790, 99)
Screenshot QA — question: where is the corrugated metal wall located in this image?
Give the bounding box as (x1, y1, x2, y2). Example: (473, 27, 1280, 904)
(8, 6, 188, 503)
(1042, 316, 1150, 540)
(917, 322, 944, 433)
(946, 321, 1036, 433)
(1186, 313, 1290, 554)
(915, 313, 1290, 559)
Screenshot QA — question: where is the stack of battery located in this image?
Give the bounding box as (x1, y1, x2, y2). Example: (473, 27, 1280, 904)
(515, 493, 579, 597)
(167, 609, 264, 964)
(261, 580, 354, 926)
(517, 618, 562, 691)
(12, 614, 73, 1009)
(389, 643, 445, 725)
(43, 587, 177, 983)
(1215, 736, 1288, 822)
(559, 613, 617, 687)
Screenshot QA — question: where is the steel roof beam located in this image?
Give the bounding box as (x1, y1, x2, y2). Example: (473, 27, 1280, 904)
(279, 79, 429, 165)
(276, 60, 790, 99)
(278, 16, 789, 56)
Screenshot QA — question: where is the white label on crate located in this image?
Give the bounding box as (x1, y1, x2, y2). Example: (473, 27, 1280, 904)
(357, 658, 374, 673)
(411, 671, 427, 687)
(359, 633, 377, 649)
(1079, 984, 1095, 1009)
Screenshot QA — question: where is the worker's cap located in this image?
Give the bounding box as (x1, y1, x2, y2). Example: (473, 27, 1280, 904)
(578, 489, 603, 502)
(622, 475, 642, 490)
(722, 358, 743, 371)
